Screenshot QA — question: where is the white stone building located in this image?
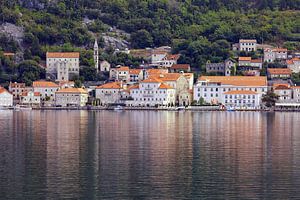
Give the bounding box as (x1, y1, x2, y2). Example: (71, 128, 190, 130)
(0, 87, 13, 107)
(160, 54, 180, 68)
(94, 40, 99, 72)
(222, 90, 261, 108)
(33, 81, 60, 101)
(273, 84, 293, 102)
(46, 52, 80, 81)
(9, 82, 32, 99)
(239, 39, 257, 52)
(129, 78, 176, 107)
(116, 66, 130, 82)
(100, 60, 111, 72)
(129, 69, 143, 83)
(55, 88, 88, 107)
(151, 50, 168, 65)
(95, 82, 124, 105)
(20, 91, 41, 106)
(264, 48, 288, 63)
(193, 76, 268, 107)
(287, 58, 300, 73)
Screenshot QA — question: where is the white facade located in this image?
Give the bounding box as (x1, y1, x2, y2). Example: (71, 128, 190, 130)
(0, 88, 13, 107)
(20, 91, 41, 105)
(33, 81, 60, 101)
(94, 40, 99, 72)
(95, 82, 123, 105)
(287, 58, 300, 73)
(129, 79, 176, 107)
(100, 61, 111, 72)
(55, 88, 88, 107)
(239, 39, 257, 52)
(9, 82, 32, 99)
(264, 48, 288, 63)
(151, 52, 167, 65)
(222, 91, 261, 108)
(193, 76, 268, 107)
(46, 52, 80, 81)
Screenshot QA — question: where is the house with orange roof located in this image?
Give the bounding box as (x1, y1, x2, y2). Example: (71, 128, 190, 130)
(287, 58, 300, 73)
(20, 91, 41, 106)
(267, 68, 291, 80)
(151, 50, 168, 65)
(95, 82, 124, 105)
(9, 82, 33, 99)
(144, 68, 168, 79)
(129, 69, 143, 83)
(55, 88, 88, 107)
(194, 76, 268, 108)
(160, 54, 181, 68)
(264, 48, 288, 63)
(0, 87, 13, 107)
(273, 84, 292, 102)
(170, 64, 191, 73)
(128, 78, 176, 107)
(114, 66, 130, 82)
(46, 52, 80, 81)
(33, 81, 59, 101)
(238, 57, 263, 69)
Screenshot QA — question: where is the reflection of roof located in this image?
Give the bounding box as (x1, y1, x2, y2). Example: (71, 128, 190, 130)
(224, 90, 257, 95)
(33, 81, 59, 88)
(56, 88, 88, 94)
(199, 76, 267, 86)
(46, 52, 79, 58)
(267, 68, 291, 75)
(96, 82, 122, 89)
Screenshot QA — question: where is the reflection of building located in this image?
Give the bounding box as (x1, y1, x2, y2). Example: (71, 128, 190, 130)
(46, 52, 80, 81)
(55, 88, 88, 107)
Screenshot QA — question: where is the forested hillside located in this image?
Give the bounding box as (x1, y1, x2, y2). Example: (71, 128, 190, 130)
(0, 0, 299, 84)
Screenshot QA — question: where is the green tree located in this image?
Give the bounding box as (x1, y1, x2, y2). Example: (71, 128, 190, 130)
(262, 90, 279, 108)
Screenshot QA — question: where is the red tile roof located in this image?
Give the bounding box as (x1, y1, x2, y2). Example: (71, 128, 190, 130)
(129, 69, 142, 75)
(56, 88, 88, 94)
(171, 64, 190, 70)
(0, 87, 9, 94)
(46, 52, 79, 58)
(267, 68, 291, 75)
(224, 90, 258, 95)
(96, 82, 123, 89)
(33, 81, 59, 88)
(239, 57, 251, 61)
(21, 91, 40, 97)
(158, 83, 173, 89)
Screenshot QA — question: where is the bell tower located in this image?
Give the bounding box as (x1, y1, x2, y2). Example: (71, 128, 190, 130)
(94, 39, 99, 72)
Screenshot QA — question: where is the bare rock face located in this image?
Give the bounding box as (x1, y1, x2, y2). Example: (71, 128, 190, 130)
(0, 23, 24, 45)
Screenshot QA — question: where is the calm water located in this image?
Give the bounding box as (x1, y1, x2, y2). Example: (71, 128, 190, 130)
(1, 111, 300, 199)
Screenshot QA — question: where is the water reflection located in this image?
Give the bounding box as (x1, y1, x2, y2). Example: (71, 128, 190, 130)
(0, 111, 300, 199)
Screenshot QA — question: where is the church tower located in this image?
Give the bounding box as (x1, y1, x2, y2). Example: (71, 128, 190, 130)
(94, 39, 99, 72)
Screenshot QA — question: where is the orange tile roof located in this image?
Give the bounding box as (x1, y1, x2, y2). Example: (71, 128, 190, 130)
(9, 82, 26, 88)
(127, 84, 139, 90)
(33, 81, 59, 88)
(0, 87, 9, 94)
(142, 77, 163, 83)
(287, 60, 294, 65)
(158, 83, 173, 89)
(3, 52, 15, 56)
(224, 90, 258, 95)
(129, 69, 142, 75)
(165, 54, 180, 60)
(239, 57, 251, 61)
(146, 69, 168, 75)
(267, 68, 291, 75)
(274, 84, 291, 90)
(273, 48, 288, 52)
(171, 64, 190, 70)
(56, 88, 88, 94)
(199, 76, 267, 86)
(251, 59, 262, 63)
(46, 52, 79, 58)
(239, 39, 257, 43)
(116, 66, 129, 71)
(96, 82, 123, 89)
(150, 73, 181, 81)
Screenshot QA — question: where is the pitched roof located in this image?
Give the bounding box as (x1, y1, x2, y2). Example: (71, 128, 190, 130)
(0, 87, 9, 94)
(116, 66, 130, 71)
(286, 58, 300, 65)
(239, 57, 252, 61)
(150, 73, 181, 81)
(141, 77, 163, 83)
(158, 83, 173, 89)
(224, 90, 258, 95)
(239, 39, 257, 43)
(171, 64, 190, 70)
(129, 69, 142, 75)
(9, 82, 26, 88)
(33, 81, 59, 88)
(199, 76, 267, 86)
(165, 54, 180, 60)
(267, 68, 292, 75)
(46, 52, 80, 58)
(96, 82, 122, 89)
(251, 59, 262, 63)
(274, 84, 291, 90)
(3, 52, 15, 56)
(146, 69, 168, 75)
(56, 88, 88, 94)
(273, 48, 288, 52)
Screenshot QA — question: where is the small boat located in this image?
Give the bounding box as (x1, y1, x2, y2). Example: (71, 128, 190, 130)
(226, 107, 235, 112)
(177, 106, 186, 111)
(14, 105, 32, 111)
(114, 105, 124, 111)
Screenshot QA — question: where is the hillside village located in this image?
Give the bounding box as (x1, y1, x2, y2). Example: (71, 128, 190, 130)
(1, 38, 300, 111)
